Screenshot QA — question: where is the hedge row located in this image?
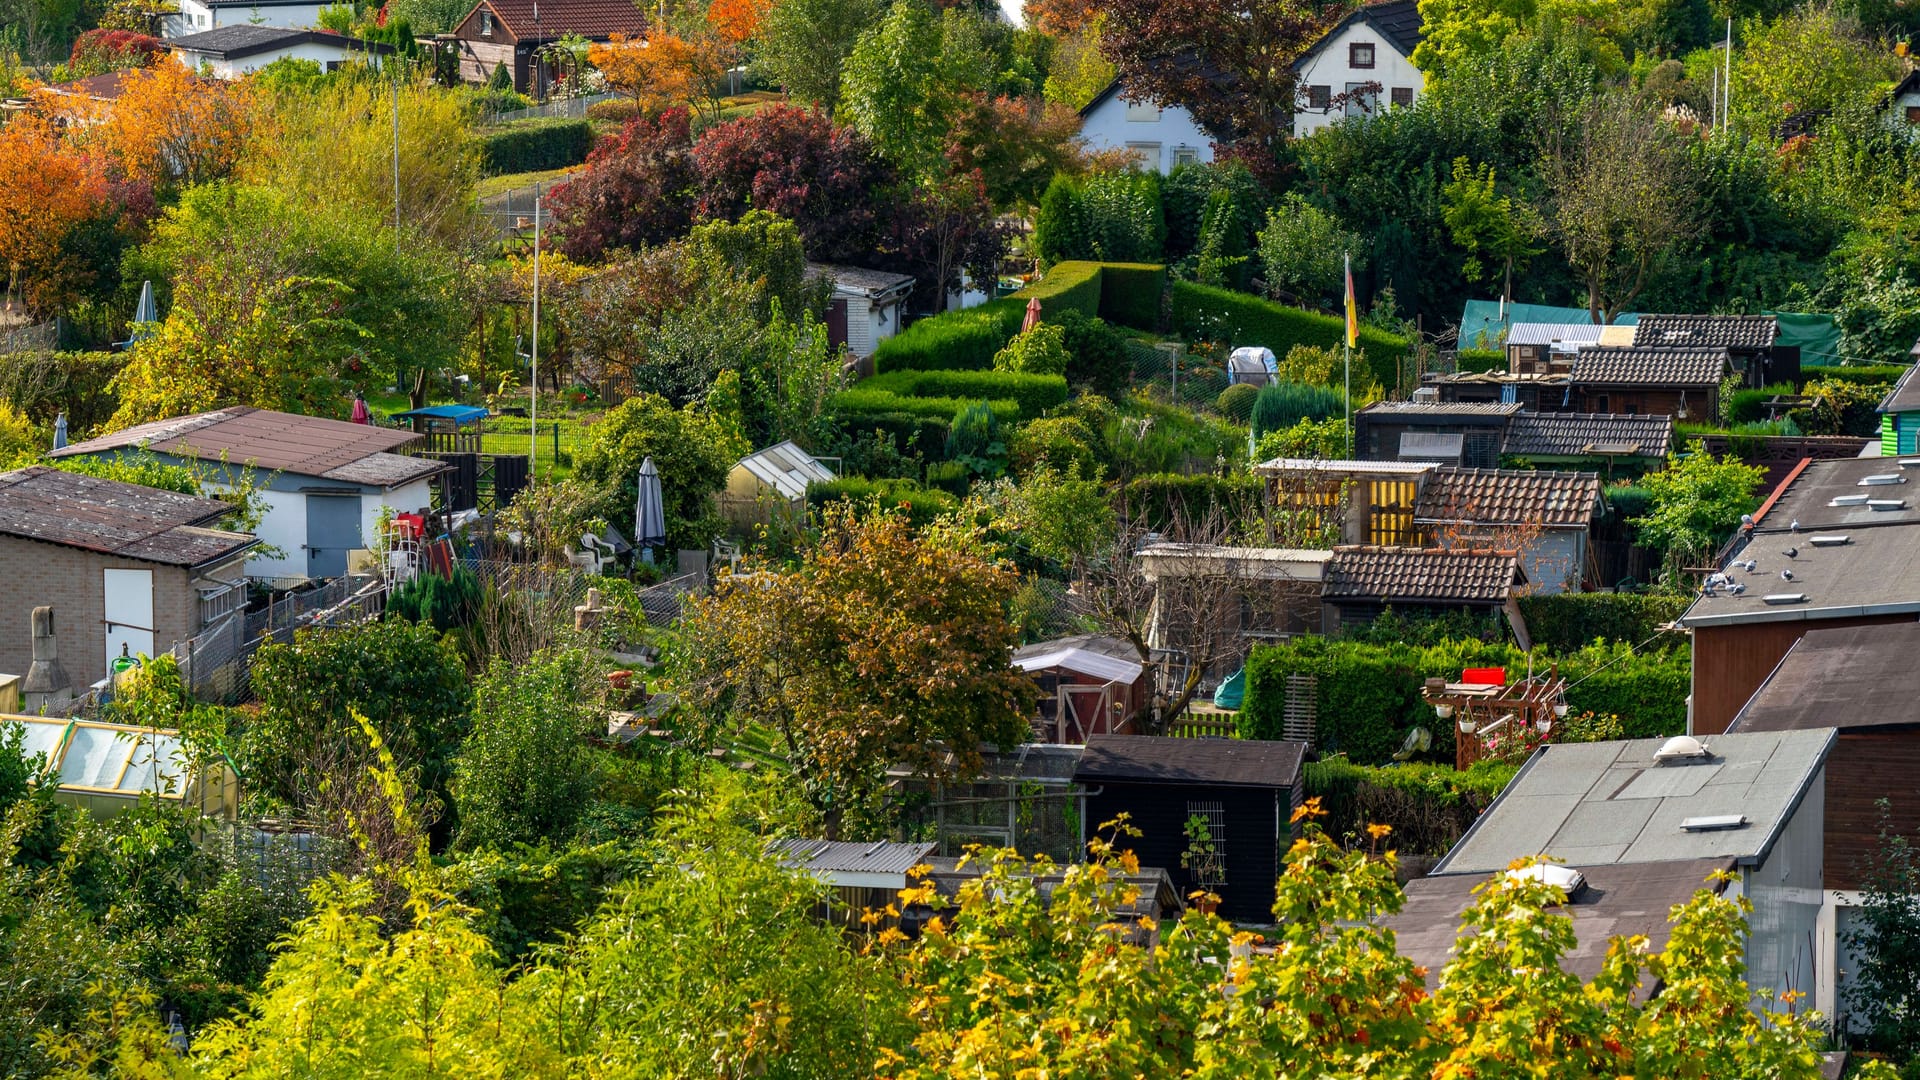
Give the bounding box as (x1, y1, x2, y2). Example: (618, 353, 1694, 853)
(1240, 636, 1691, 765)
(806, 476, 957, 525)
(1303, 759, 1518, 857)
(1168, 281, 1409, 393)
(858, 369, 1068, 417)
(1122, 472, 1264, 529)
(872, 263, 1165, 374)
(831, 412, 950, 458)
(1809, 363, 1909, 386)
(1514, 592, 1691, 653)
(830, 387, 1019, 424)
(478, 117, 595, 175)
(1456, 348, 1504, 375)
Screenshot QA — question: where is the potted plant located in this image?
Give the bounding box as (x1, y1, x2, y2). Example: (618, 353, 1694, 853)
(1181, 813, 1224, 915)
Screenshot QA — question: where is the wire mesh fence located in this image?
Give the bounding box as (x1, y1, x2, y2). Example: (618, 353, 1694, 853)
(1126, 340, 1244, 419)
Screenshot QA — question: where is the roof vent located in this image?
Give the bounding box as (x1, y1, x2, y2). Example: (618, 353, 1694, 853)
(1763, 593, 1808, 605)
(1830, 494, 1870, 506)
(1858, 474, 1904, 486)
(1870, 499, 1909, 511)
(1900, 459, 1920, 468)
(1506, 863, 1588, 898)
(1654, 735, 1710, 763)
(1808, 534, 1850, 547)
(1681, 814, 1749, 832)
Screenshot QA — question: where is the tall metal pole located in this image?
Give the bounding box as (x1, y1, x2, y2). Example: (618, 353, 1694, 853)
(391, 72, 401, 252)
(1723, 18, 1733, 131)
(531, 183, 542, 479)
(1343, 251, 1353, 459)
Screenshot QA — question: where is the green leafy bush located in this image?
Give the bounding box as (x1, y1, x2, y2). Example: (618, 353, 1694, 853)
(857, 369, 1068, 417)
(1811, 363, 1910, 386)
(1724, 383, 1795, 425)
(992, 324, 1070, 375)
(1052, 309, 1130, 394)
(832, 387, 1019, 424)
(1456, 348, 1505, 375)
(478, 117, 595, 175)
(947, 400, 1001, 463)
(1009, 415, 1099, 476)
(829, 412, 951, 461)
(806, 476, 958, 525)
(1515, 592, 1691, 653)
(452, 648, 604, 850)
(1216, 382, 1259, 420)
(1250, 381, 1345, 439)
(0, 349, 125, 433)
(385, 567, 482, 632)
(1169, 280, 1409, 392)
(872, 299, 1027, 373)
(1303, 758, 1518, 856)
(1035, 171, 1165, 265)
(1122, 472, 1264, 528)
(1253, 416, 1348, 461)
(923, 459, 973, 495)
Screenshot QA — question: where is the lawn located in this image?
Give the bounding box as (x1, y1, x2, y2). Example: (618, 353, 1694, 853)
(476, 165, 581, 201)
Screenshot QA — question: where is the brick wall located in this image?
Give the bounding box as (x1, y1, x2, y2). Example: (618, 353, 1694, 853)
(0, 538, 196, 691)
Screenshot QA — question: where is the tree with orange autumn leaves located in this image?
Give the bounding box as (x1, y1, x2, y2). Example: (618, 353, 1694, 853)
(589, 30, 732, 121)
(55, 61, 253, 194)
(0, 116, 109, 316)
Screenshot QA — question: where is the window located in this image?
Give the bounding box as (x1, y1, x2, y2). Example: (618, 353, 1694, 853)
(1125, 141, 1161, 170)
(1344, 81, 1376, 118)
(1308, 84, 1331, 110)
(1907, 105, 1920, 124)
(1594, 394, 1610, 413)
(480, 9, 493, 35)
(1125, 99, 1161, 122)
(1185, 800, 1227, 889)
(1349, 42, 1375, 68)
(1172, 145, 1200, 167)
(1391, 86, 1413, 107)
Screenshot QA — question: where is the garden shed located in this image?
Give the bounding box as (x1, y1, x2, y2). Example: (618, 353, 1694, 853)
(1074, 735, 1306, 923)
(719, 441, 835, 529)
(888, 743, 1087, 863)
(1012, 634, 1150, 742)
(2, 714, 238, 819)
(808, 263, 916, 358)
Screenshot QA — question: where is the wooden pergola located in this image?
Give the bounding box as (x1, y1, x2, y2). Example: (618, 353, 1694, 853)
(1422, 670, 1569, 771)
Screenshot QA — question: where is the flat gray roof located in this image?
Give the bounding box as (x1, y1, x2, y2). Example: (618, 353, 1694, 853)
(1749, 456, 1920, 534)
(1731, 623, 1920, 733)
(1678, 524, 1920, 627)
(1431, 729, 1835, 875)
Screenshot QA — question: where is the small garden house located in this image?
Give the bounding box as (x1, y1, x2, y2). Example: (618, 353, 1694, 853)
(719, 441, 835, 530)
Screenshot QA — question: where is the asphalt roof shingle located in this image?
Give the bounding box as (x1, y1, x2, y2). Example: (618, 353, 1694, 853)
(1570, 346, 1729, 387)
(1323, 546, 1522, 605)
(1731, 624, 1920, 733)
(1634, 314, 1779, 351)
(1413, 468, 1603, 528)
(50, 407, 444, 487)
(0, 466, 256, 567)
(1502, 413, 1673, 458)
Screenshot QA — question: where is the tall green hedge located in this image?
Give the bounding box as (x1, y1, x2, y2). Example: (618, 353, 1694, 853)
(478, 117, 595, 175)
(1514, 592, 1691, 654)
(1240, 636, 1691, 765)
(830, 412, 951, 460)
(806, 476, 957, 525)
(1303, 759, 1518, 856)
(1096, 263, 1166, 329)
(1456, 348, 1505, 375)
(1019, 261, 1103, 319)
(1168, 281, 1409, 393)
(872, 300, 1028, 373)
(857, 369, 1069, 417)
(1122, 472, 1265, 528)
(830, 388, 1019, 424)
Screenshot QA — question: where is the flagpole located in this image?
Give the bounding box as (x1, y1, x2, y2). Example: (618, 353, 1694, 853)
(1343, 251, 1353, 459)
(531, 183, 541, 480)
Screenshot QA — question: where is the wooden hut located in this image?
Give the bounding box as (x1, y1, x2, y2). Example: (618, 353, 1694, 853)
(1011, 634, 1151, 742)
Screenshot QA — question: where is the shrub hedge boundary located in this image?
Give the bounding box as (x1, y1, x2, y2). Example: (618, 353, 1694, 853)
(872, 263, 1165, 374)
(859, 369, 1068, 417)
(478, 117, 595, 175)
(1168, 280, 1409, 392)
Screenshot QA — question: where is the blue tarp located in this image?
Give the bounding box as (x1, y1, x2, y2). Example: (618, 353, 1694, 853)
(391, 405, 490, 424)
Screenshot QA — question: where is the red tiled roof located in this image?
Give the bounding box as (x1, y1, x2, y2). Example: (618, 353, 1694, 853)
(478, 0, 646, 39)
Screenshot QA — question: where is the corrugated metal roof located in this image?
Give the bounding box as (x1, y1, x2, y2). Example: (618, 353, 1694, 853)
(51, 407, 432, 486)
(1360, 401, 1522, 418)
(0, 466, 257, 567)
(1413, 467, 1603, 528)
(1507, 323, 1609, 347)
(1136, 543, 1331, 583)
(776, 839, 936, 876)
(1074, 734, 1304, 787)
(1397, 432, 1464, 461)
(1254, 457, 1440, 476)
(1324, 545, 1522, 604)
(1431, 729, 1835, 874)
(734, 441, 834, 501)
(1012, 636, 1145, 685)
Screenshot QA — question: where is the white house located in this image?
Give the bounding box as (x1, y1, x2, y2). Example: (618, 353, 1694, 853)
(1292, 0, 1425, 138)
(1077, 81, 1216, 175)
(166, 0, 331, 36)
(1883, 68, 1920, 128)
(168, 25, 392, 77)
(808, 263, 916, 359)
(49, 407, 446, 585)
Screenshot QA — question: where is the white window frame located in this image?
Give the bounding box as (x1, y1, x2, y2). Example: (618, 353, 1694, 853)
(1125, 99, 1161, 122)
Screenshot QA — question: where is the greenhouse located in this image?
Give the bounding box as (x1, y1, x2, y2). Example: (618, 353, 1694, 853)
(3, 714, 237, 818)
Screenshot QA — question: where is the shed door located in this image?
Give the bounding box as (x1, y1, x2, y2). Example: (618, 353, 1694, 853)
(306, 494, 362, 578)
(827, 298, 850, 351)
(103, 568, 155, 670)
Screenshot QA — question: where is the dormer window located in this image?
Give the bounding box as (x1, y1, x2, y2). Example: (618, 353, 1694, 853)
(1349, 42, 1375, 68)
(481, 9, 494, 35)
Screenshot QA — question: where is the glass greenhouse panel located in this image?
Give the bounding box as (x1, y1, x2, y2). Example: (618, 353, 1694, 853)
(60, 725, 134, 789)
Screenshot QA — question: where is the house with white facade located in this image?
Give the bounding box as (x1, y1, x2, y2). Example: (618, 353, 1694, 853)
(1292, 0, 1425, 138)
(1077, 81, 1216, 174)
(50, 407, 446, 585)
(169, 25, 393, 77)
(167, 0, 329, 37)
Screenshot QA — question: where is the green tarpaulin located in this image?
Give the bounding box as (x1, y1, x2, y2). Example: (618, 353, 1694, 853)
(1456, 300, 1845, 368)
(1212, 668, 1246, 711)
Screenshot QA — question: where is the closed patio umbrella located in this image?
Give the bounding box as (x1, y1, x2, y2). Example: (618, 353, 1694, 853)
(1021, 296, 1042, 333)
(634, 456, 667, 565)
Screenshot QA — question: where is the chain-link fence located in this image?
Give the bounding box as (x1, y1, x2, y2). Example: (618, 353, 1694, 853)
(1126, 340, 1243, 418)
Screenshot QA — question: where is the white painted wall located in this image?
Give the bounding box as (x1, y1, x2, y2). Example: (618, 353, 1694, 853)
(222, 486, 307, 582)
(173, 38, 373, 77)
(837, 291, 907, 358)
(366, 479, 436, 550)
(1079, 91, 1214, 175)
(1293, 22, 1423, 138)
(1746, 766, 1826, 1017)
(167, 0, 328, 36)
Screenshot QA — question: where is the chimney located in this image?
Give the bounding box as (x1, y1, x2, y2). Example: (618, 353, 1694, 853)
(22, 607, 72, 713)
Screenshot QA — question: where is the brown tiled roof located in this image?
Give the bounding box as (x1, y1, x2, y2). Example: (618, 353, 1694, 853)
(0, 466, 257, 567)
(1073, 735, 1304, 788)
(50, 406, 444, 487)
(1570, 346, 1728, 387)
(474, 0, 646, 39)
(1324, 546, 1522, 604)
(1413, 467, 1603, 527)
(1634, 314, 1778, 351)
(1502, 413, 1673, 458)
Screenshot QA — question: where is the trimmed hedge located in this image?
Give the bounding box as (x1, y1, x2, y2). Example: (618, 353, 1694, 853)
(1168, 280, 1409, 393)
(872, 299, 1027, 374)
(830, 388, 1019, 424)
(1456, 348, 1505, 375)
(478, 117, 595, 175)
(1240, 636, 1691, 765)
(806, 476, 957, 525)
(1515, 592, 1691, 654)
(859, 369, 1068, 418)
(1303, 759, 1518, 856)
(1810, 363, 1909, 386)
(1019, 261, 1103, 319)
(1123, 472, 1264, 528)
(1096, 262, 1166, 329)
(831, 411, 951, 460)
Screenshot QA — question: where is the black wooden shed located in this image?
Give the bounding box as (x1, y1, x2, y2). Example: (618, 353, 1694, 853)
(1073, 735, 1307, 924)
